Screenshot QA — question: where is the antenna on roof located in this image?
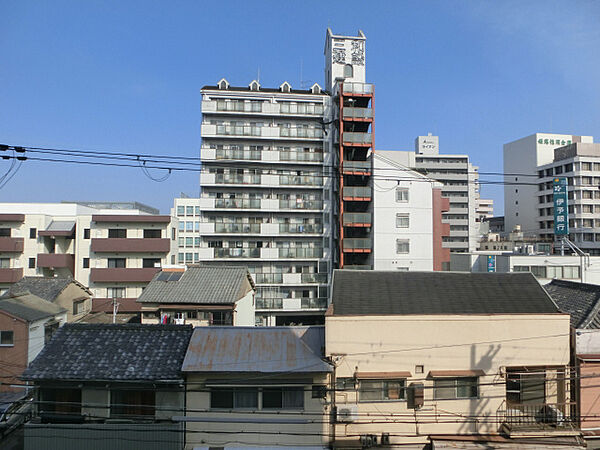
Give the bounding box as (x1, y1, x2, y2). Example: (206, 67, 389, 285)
(300, 58, 305, 89)
(257, 67, 260, 84)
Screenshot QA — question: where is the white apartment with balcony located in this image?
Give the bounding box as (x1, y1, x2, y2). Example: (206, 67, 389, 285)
(175, 79, 333, 326)
(0, 202, 178, 305)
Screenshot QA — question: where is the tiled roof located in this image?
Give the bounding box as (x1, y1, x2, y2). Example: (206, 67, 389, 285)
(182, 326, 331, 373)
(0, 292, 67, 322)
(544, 279, 600, 329)
(137, 265, 254, 305)
(330, 271, 560, 315)
(2, 276, 92, 302)
(22, 323, 193, 382)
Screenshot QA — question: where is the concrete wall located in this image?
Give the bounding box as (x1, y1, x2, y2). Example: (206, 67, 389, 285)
(234, 289, 255, 326)
(185, 373, 330, 449)
(326, 313, 571, 446)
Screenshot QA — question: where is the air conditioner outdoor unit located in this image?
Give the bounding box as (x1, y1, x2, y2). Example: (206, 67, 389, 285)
(360, 434, 378, 448)
(336, 405, 358, 422)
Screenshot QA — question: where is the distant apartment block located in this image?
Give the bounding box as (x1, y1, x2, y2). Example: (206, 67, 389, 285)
(0, 202, 178, 306)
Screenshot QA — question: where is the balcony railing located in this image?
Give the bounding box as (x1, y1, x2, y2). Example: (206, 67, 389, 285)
(342, 161, 371, 173)
(89, 268, 159, 283)
(342, 82, 374, 95)
(343, 265, 372, 270)
(214, 223, 261, 234)
(216, 149, 262, 160)
(215, 174, 261, 184)
(279, 175, 323, 186)
(216, 125, 262, 136)
(342, 107, 373, 120)
(300, 273, 327, 283)
(37, 253, 75, 272)
(342, 186, 372, 199)
(343, 132, 372, 145)
(253, 273, 283, 284)
(279, 223, 322, 234)
(216, 101, 262, 113)
(0, 268, 23, 283)
(279, 128, 323, 139)
(500, 402, 576, 430)
(278, 248, 323, 258)
(90, 238, 170, 253)
(256, 298, 283, 309)
(214, 248, 260, 258)
(343, 239, 372, 251)
(301, 297, 328, 309)
(214, 198, 261, 209)
(280, 103, 324, 115)
(343, 213, 372, 226)
(279, 200, 323, 210)
(280, 151, 323, 162)
(0, 237, 24, 253)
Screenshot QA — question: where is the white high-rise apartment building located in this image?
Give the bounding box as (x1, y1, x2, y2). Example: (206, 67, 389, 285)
(0, 202, 178, 300)
(503, 132, 594, 234)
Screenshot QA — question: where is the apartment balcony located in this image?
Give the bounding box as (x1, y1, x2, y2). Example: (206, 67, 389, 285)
(279, 127, 323, 140)
(342, 186, 372, 201)
(0, 214, 25, 222)
(0, 267, 23, 283)
(91, 215, 170, 223)
(0, 237, 24, 253)
(37, 253, 75, 273)
(214, 198, 261, 209)
(90, 238, 170, 253)
(301, 297, 327, 309)
(214, 248, 261, 259)
(202, 100, 324, 117)
(214, 223, 261, 234)
(279, 223, 323, 234)
(300, 273, 327, 283)
(253, 273, 284, 284)
(342, 160, 371, 175)
(342, 82, 374, 96)
(498, 402, 578, 437)
(216, 148, 262, 161)
(279, 150, 323, 163)
(90, 268, 160, 283)
(342, 107, 373, 121)
(278, 248, 323, 259)
(201, 124, 324, 141)
(343, 212, 372, 227)
(279, 175, 323, 187)
(342, 132, 372, 146)
(279, 200, 323, 210)
(342, 238, 372, 253)
(256, 298, 284, 310)
(215, 173, 262, 185)
(280, 103, 324, 116)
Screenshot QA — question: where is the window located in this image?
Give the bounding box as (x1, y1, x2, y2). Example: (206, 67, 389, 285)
(143, 258, 161, 268)
(40, 388, 81, 414)
(211, 387, 258, 409)
(29, 228, 36, 239)
(0, 228, 10, 237)
(28, 258, 36, 269)
(434, 377, 478, 400)
(108, 258, 126, 268)
(396, 187, 409, 202)
(359, 379, 406, 402)
(396, 213, 409, 228)
(396, 239, 410, 254)
(108, 229, 127, 238)
(143, 229, 161, 238)
(72, 299, 87, 316)
(506, 372, 545, 406)
(83, 228, 90, 239)
(530, 266, 546, 278)
(111, 390, 155, 417)
(82, 258, 89, 269)
(344, 64, 353, 78)
(0, 258, 9, 269)
(0, 330, 14, 346)
(263, 387, 304, 409)
(108, 287, 126, 298)
(177, 206, 185, 216)
(563, 266, 580, 279)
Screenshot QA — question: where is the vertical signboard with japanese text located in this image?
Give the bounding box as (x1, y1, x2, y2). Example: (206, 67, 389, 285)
(487, 255, 496, 272)
(553, 177, 569, 236)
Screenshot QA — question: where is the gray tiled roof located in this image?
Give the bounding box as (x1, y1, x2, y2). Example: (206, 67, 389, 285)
(331, 271, 560, 315)
(22, 323, 193, 382)
(182, 326, 332, 373)
(2, 276, 91, 302)
(137, 265, 254, 304)
(0, 293, 67, 322)
(544, 279, 600, 329)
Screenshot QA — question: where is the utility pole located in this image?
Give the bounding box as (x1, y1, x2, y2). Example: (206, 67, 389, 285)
(112, 297, 118, 324)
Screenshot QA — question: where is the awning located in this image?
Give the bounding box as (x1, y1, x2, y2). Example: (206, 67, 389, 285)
(355, 371, 412, 379)
(428, 369, 485, 378)
(38, 221, 76, 237)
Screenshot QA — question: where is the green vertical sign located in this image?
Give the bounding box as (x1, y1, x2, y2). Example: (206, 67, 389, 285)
(553, 177, 568, 236)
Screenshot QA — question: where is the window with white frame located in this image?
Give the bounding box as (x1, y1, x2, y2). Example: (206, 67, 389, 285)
(396, 239, 410, 254)
(434, 377, 478, 400)
(396, 213, 409, 228)
(396, 187, 409, 202)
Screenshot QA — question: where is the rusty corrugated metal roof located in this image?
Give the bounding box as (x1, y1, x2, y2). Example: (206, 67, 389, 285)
(182, 326, 332, 373)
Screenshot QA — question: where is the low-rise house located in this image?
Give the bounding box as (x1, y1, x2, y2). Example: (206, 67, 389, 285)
(137, 265, 255, 326)
(180, 326, 332, 449)
(3, 276, 92, 322)
(21, 323, 192, 450)
(326, 270, 583, 449)
(0, 292, 67, 391)
(544, 279, 600, 449)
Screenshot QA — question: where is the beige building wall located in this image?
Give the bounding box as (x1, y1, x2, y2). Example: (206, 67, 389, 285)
(326, 314, 571, 446)
(185, 373, 330, 449)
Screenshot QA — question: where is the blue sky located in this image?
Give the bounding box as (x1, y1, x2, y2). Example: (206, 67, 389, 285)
(1, 0, 599, 214)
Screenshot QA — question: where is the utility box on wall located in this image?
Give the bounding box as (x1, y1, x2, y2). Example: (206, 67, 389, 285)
(407, 382, 424, 409)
